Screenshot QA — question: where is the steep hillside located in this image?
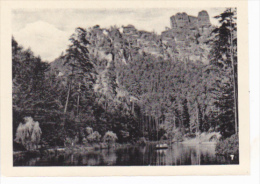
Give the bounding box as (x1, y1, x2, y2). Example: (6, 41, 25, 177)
(49, 11, 214, 118)
(13, 8, 238, 148)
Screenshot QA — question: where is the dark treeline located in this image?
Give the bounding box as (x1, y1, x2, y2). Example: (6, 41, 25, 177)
(13, 8, 238, 149)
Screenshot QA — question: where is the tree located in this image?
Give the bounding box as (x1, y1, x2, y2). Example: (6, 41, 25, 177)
(12, 37, 50, 111)
(14, 117, 42, 150)
(182, 98, 190, 132)
(13, 18, 239, 146)
(86, 127, 93, 135)
(105, 59, 118, 98)
(209, 8, 238, 135)
(12, 37, 51, 143)
(87, 131, 101, 143)
(213, 76, 236, 137)
(63, 27, 96, 116)
(103, 131, 118, 144)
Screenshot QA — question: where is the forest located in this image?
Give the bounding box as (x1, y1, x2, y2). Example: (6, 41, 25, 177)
(13, 8, 238, 157)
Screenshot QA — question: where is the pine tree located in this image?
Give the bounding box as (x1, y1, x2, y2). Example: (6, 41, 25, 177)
(182, 98, 190, 132)
(12, 37, 49, 111)
(209, 8, 238, 134)
(105, 59, 118, 98)
(63, 27, 96, 115)
(213, 73, 235, 137)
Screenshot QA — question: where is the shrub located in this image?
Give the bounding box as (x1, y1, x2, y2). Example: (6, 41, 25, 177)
(215, 134, 239, 156)
(14, 117, 42, 150)
(119, 130, 130, 139)
(208, 132, 222, 142)
(149, 129, 166, 141)
(103, 131, 118, 144)
(41, 123, 66, 147)
(160, 134, 168, 140)
(174, 131, 183, 142)
(64, 136, 78, 147)
(86, 127, 93, 136)
(199, 132, 221, 142)
(64, 138, 73, 147)
(87, 131, 101, 143)
(164, 128, 184, 142)
(137, 137, 147, 146)
(82, 138, 88, 145)
(184, 132, 196, 139)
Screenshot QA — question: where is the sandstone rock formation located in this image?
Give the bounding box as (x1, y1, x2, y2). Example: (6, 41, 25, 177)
(84, 10, 213, 65)
(123, 25, 137, 35)
(170, 12, 190, 28)
(170, 10, 211, 29)
(161, 11, 213, 63)
(198, 10, 211, 27)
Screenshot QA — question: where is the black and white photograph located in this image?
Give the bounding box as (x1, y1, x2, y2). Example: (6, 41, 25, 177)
(11, 7, 241, 167)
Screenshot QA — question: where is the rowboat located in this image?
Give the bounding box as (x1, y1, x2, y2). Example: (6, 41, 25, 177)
(155, 143, 168, 149)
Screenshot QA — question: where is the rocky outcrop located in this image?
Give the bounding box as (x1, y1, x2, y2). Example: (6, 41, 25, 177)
(198, 10, 211, 27)
(161, 10, 213, 63)
(170, 10, 211, 29)
(188, 16, 198, 28)
(170, 12, 190, 28)
(123, 24, 137, 35)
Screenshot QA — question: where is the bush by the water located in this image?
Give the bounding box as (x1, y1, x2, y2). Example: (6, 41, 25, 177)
(64, 137, 77, 147)
(199, 132, 221, 142)
(137, 137, 147, 146)
(160, 128, 183, 142)
(14, 117, 42, 150)
(215, 134, 239, 156)
(148, 128, 166, 141)
(87, 131, 101, 143)
(182, 132, 221, 143)
(103, 131, 118, 143)
(86, 127, 93, 135)
(174, 131, 184, 142)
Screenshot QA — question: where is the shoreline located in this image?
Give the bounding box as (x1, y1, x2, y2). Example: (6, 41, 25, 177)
(13, 140, 218, 157)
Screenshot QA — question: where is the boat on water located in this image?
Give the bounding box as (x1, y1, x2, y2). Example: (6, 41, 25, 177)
(155, 143, 168, 149)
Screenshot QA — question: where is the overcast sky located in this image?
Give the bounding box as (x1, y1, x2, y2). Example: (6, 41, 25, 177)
(12, 8, 226, 62)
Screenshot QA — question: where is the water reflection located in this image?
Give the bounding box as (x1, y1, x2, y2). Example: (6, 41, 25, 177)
(152, 143, 216, 165)
(13, 143, 238, 166)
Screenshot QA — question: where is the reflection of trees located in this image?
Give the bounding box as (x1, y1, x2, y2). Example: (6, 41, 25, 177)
(15, 144, 223, 166)
(155, 150, 167, 165)
(70, 154, 75, 165)
(139, 146, 145, 165)
(65, 152, 102, 166)
(191, 148, 197, 165)
(189, 144, 217, 165)
(85, 153, 101, 166)
(139, 146, 146, 155)
(165, 147, 177, 165)
(155, 143, 217, 165)
(101, 149, 117, 165)
(216, 155, 230, 164)
(190, 145, 201, 165)
(170, 143, 185, 165)
(200, 144, 216, 164)
(27, 157, 40, 166)
(87, 157, 100, 166)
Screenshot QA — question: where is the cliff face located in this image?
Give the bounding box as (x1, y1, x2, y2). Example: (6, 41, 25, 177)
(53, 10, 213, 71)
(121, 10, 213, 64)
(198, 10, 211, 27)
(161, 10, 213, 63)
(170, 10, 211, 29)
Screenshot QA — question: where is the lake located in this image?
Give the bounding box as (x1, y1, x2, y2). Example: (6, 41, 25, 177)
(13, 143, 238, 166)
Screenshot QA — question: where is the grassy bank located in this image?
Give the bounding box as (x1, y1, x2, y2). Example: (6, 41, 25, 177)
(215, 134, 239, 157)
(182, 132, 221, 144)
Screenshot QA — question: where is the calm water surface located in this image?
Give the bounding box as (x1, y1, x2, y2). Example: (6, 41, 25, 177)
(14, 143, 238, 166)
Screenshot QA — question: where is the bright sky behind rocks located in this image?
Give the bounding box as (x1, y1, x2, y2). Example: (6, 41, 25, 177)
(12, 8, 226, 62)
